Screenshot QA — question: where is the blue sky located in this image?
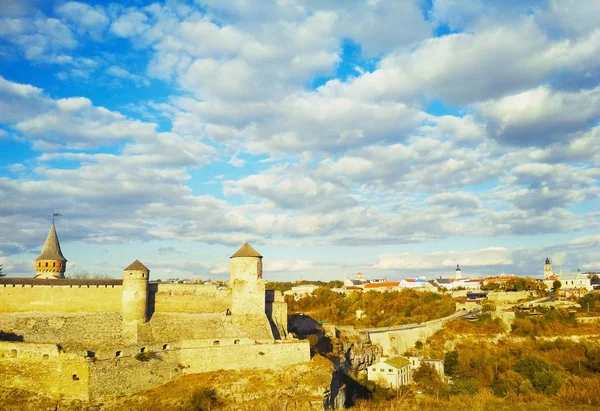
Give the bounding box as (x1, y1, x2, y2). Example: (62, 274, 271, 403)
(0, 0, 599, 281)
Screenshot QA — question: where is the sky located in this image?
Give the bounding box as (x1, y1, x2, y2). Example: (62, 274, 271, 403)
(0, 0, 599, 281)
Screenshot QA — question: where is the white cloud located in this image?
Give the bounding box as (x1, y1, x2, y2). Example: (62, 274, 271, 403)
(374, 247, 513, 270)
(478, 86, 600, 146)
(56, 2, 109, 39)
(110, 9, 150, 38)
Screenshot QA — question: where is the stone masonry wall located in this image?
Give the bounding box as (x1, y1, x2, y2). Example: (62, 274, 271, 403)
(0, 284, 122, 313)
(178, 340, 310, 375)
(89, 340, 311, 400)
(152, 283, 231, 314)
(0, 312, 123, 347)
(147, 312, 274, 342)
(0, 342, 89, 400)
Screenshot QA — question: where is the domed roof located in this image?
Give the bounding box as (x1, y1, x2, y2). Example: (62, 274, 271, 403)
(230, 242, 262, 258)
(35, 223, 67, 262)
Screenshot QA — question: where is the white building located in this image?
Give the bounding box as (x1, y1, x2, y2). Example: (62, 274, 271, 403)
(399, 277, 435, 290)
(559, 270, 593, 292)
(283, 284, 320, 300)
(367, 356, 412, 389)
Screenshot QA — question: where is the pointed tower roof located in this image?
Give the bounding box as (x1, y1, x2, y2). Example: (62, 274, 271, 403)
(230, 242, 262, 258)
(124, 260, 149, 271)
(35, 223, 67, 262)
(456, 264, 461, 271)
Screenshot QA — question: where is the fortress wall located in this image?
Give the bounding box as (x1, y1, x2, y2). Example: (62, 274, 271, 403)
(0, 312, 123, 347)
(266, 300, 288, 340)
(147, 312, 274, 342)
(88, 340, 310, 400)
(0, 342, 89, 400)
(0, 284, 122, 313)
(369, 323, 446, 356)
(89, 349, 180, 400)
(486, 290, 532, 303)
(179, 341, 311, 374)
(153, 283, 231, 314)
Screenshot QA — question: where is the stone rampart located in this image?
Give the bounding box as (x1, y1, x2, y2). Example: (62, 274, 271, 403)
(0, 283, 122, 313)
(178, 340, 310, 375)
(1, 339, 310, 402)
(0, 312, 123, 347)
(0, 341, 89, 400)
(486, 290, 532, 303)
(152, 283, 231, 314)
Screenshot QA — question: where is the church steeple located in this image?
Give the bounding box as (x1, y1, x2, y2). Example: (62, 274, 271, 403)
(543, 257, 553, 280)
(34, 223, 67, 279)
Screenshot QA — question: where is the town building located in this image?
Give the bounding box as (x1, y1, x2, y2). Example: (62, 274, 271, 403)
(367, 356, 412, 388)
(557, 269, 593, 298)
(283, 284, 320, 300)
(399, 277, 435, 291)
(363, 281, 400, 292)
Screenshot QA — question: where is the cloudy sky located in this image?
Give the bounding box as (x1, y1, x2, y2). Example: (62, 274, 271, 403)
(0, 0, 599, 281)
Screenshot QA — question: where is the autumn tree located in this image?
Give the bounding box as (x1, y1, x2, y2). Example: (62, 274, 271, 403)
(553, 280, 562, 293)
(413, 363, 448, 399)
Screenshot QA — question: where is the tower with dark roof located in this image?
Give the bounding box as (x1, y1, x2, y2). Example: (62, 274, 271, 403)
(230, 242, 265, 316)
(455, 264, 462, 280)
(34, 223, 67, 279)
(544, 257, 553, 280)
(122, 259, 150, 342)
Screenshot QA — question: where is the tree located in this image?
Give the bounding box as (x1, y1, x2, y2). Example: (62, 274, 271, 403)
(553, 280, 562, 293)
(0, 264, 5, 278)
(67, 270, 110, 279)
(444, 351, 459, 376)
(413, 363, 448, 399)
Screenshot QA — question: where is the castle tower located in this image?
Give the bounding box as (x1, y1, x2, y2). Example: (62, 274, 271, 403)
(34, 223, 67, 279)
(544, 257, 553, 280)
(122, 260, 150, 327)
(230, 242, 265, 316)
(455, 264, 462, 280)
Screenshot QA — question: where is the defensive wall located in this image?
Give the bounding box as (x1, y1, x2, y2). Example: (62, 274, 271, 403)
(365, 311, 466, 356)
(0, 339, 310, 401)
(0, 279, 123, 313)
(0, 279, 231, 315)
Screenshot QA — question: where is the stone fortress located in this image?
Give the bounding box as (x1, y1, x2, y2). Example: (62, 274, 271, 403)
(0, 224, 310, 401)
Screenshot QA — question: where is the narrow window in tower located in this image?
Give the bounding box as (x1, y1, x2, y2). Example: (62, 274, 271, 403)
(53, 262, 56, 267)
(45, 262, 48, 267)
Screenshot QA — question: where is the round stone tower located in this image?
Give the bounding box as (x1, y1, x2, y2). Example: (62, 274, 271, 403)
(230, 242, 265, 316)
(35, 223, 67, 279)
(122, 260, 150, 323)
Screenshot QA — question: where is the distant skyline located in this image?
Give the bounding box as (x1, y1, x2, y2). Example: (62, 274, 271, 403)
(0, 0, 599, 281)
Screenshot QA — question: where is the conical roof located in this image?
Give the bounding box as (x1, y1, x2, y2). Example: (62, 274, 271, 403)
(35, 223, 67, 262)
(230, 242, 262, 258)
(124, 260, 149, 271)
